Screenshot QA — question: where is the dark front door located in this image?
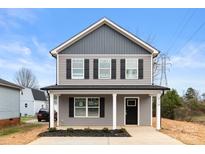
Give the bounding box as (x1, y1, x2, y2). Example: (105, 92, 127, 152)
(126, 98, 138, 124)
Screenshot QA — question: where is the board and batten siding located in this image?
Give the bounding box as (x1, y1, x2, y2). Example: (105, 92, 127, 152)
(60, 25, 150, 55)
(0, 86, 20, 120)
(58, 54, 152, 85)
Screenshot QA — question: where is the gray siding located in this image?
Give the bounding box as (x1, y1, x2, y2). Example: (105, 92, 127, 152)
(59, 54, 152, 85)
(0, 86, 20, 120)
(60, 25, 150, 55)
(59, 94, 151, 126)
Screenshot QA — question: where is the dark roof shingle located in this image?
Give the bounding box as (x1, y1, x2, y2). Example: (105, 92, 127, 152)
(41, 84, 170, 91)
(0, 78, 23, 90)
(31, 88, 47, 101)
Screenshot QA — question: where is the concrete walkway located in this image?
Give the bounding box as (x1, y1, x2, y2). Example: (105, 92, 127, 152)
(29, 126, 183, 145)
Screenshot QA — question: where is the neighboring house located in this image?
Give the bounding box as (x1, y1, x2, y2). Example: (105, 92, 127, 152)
(41, 18, 169, 130)
(0, 78, 23, 127)
(20, 87, 47, 116)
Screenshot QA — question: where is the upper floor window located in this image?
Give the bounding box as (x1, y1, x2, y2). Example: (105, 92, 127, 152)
(126, 58, 138, 79)
(99, 58, 111, 79)
(72, 58, 84, 79)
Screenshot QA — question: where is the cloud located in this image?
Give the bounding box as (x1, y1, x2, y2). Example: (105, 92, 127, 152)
(0, 9, 37, 30)
(0, 41, 31, 56)
(171, 42, 205, 68)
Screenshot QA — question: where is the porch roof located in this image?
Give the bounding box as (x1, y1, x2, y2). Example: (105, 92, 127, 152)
(41, 84, 169, 91)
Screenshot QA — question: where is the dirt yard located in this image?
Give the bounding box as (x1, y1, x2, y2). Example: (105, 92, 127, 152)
(153, 118, 205, 144)
(0, 124, 48, 145)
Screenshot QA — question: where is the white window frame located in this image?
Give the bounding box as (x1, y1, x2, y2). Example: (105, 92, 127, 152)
(98, 58, 111, 79)
(125, 58, 138, 79)
(74, 97, 100, 118)
(71, 58, 84, 79)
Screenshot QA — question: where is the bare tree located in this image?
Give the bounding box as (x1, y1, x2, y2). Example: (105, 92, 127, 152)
(15, 67, 39, 88)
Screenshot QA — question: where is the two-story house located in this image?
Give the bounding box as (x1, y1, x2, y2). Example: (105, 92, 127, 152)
(41, 18, 169, 130)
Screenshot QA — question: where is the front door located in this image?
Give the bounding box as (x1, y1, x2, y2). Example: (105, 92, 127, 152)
(126, 98, 138, 125)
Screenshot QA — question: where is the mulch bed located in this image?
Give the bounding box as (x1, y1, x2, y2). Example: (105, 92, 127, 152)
(38, 128, 131, 137)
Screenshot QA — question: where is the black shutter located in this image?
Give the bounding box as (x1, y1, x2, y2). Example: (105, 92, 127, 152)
(69, 97, 74, 117)
(93, 59, 98, 79)
(138, 59, 144, 79)
(84, 59, 89, 79)
(111, 59, 116, 79)
(100, 97, 105, 118)
(120, 59, 125, 79)
(66, 59, 71, 79)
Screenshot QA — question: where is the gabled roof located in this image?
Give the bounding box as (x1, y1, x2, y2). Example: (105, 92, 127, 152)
(50, 18, 160, 57)
(31, 88, 47, 101)
(0, 78, 23, 90)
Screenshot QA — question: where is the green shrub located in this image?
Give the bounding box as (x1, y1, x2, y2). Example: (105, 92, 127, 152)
(67, 128, 74, 132)
(102, 127, 109, 133)
(48, 127, 56, 132)
(84, 128, 92, 132)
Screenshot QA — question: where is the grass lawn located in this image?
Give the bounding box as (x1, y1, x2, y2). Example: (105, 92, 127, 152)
(0, 123, 40, 136)
(20, 116, 35, 123)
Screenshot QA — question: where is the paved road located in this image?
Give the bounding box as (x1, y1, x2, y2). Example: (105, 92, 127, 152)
(29, 126, 183, 145)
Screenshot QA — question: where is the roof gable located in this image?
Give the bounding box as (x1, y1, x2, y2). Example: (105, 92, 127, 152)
(60, 24, 150, 55)
(50, 18, 159, 57)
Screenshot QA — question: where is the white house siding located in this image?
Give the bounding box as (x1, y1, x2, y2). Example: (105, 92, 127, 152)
(34, 100, 46, 114)
(0, 86, 20, 120)
(20, 88, 35, 116)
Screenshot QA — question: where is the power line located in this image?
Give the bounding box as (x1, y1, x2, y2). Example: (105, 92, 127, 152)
(166, 9, 197, 54)
(175, 21, 205, 53)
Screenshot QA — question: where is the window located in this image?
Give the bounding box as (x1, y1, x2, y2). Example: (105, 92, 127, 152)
(126, 59, 138, 79)
(99, 58, 111, 79)
(72, 58, 84, 79)
(25, 103, 28, 108)
(74, 97, 100, 118)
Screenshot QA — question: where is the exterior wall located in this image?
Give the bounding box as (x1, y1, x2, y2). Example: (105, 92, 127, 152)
(60, 25, 150, 55)
(59, 94, 151, 126)
(34, 100, 47, 114)
(20, 88, 35, 116)
(59, 54, 152, 85)
(0, 86, 20, 120)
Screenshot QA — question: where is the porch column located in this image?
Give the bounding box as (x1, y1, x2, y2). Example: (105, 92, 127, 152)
(56, 95, 60, 127)
(156, 93, 161, 130)
(49, 93, 54, 128)
(112, 93, 117, 130)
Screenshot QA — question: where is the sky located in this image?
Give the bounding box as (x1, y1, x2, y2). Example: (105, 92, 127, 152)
(0, 8, 205, 96)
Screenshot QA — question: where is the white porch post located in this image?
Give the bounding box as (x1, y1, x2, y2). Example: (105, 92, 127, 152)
(56, 95, 60, 127)
(112, 93, 117, 130)
(49, 93, 54, 128)
(156, 93, 161, 130)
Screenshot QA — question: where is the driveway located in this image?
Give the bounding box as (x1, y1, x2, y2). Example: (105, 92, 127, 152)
(29, 126, 183, 145)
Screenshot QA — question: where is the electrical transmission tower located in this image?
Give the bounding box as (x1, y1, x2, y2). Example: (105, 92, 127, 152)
(159, 54, 171, 87)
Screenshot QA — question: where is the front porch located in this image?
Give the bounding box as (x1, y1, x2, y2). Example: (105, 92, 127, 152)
(46, 86, 164, 130)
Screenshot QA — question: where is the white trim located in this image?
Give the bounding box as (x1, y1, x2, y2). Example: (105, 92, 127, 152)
(112, 93, 117, 130)
(51, 18, 159, 56)
(124, 97, 140, 126)
(98, 58, 111, 79)
(56, 95, 60, 126)
(151, 54, 153, 84)
(150, 95, 153, 126)
(156, 93, 161, 130)
(71, 58, 84, 79)
(57, 54, 59, 84)
(74, 97, 100, 118)
(49, 93, 54, 128)
(125, 58, 138, 79)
